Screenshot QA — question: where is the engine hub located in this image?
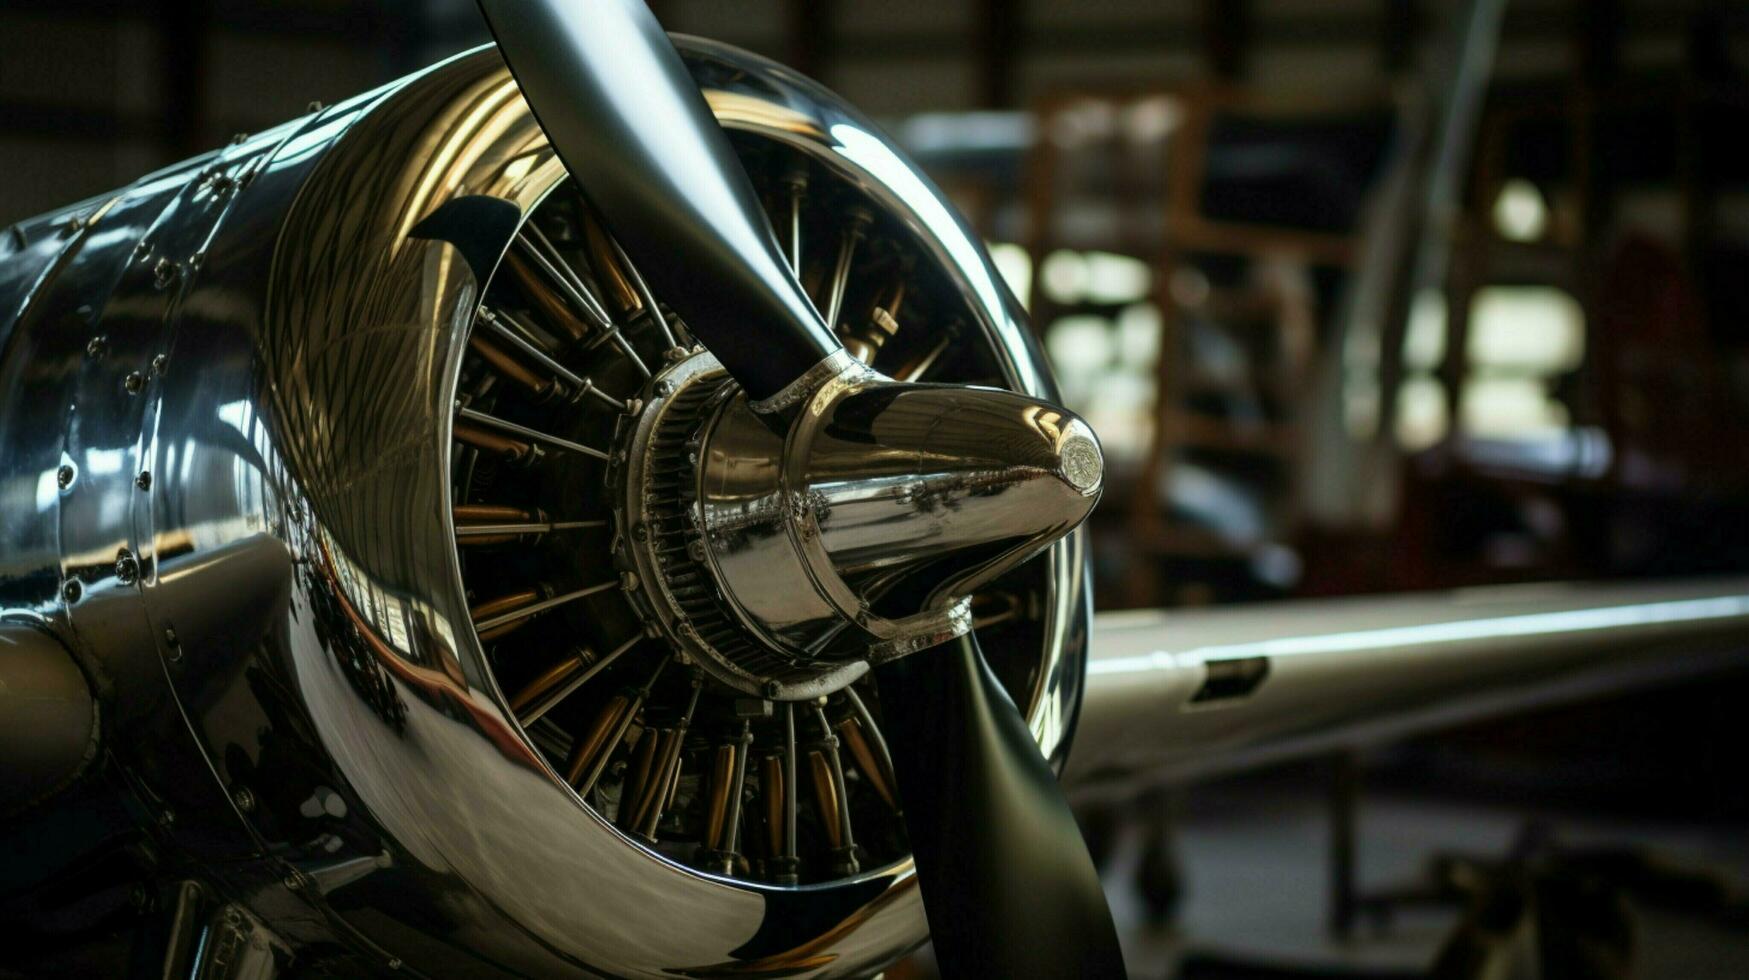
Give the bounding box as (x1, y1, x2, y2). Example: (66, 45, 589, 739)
(615, 349, 875, 700)
(615, 346, 1102, 704)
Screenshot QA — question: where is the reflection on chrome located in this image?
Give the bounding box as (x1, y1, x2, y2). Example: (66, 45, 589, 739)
(0, 39, 1092, 980)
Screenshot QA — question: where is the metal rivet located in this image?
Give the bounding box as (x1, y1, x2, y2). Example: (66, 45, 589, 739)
(231, 132, 249, 145)
(115, 549, 139, 586)
(763, 680, 782, 698)
(158, 809, 175, 829)
(283, 872, 304, 891)
(135, 470, 152, 491)
(56, 464, 75, 490)
(232, 787, 256, 813)
(306, 100, 324, 114)
(186, 251, 204, 271)
(152, 257, 179, 289)
(387, 959, 402, 970)
(61, 579, 82, 603)
(134, 239, 151, 258)
(86, 335, 107, 358)
(124, 372, 146, 395)
(150, 354, 168, 376)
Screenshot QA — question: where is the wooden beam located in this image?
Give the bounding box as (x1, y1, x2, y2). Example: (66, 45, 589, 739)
(1380, 0, 1420, 76)
(783, 0, 832, 84)
(1200, 0, 1251, 80)
(974, 0, 1023, 110)
(1576, 0, 1622, 91)
(157, 0, 210, 159)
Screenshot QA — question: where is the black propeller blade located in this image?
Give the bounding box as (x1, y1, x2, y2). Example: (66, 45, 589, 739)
(474, 0, 842, 403)
(875, 634, 1127, 978)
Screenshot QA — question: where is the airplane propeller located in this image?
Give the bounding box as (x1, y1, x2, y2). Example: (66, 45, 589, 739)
(473, 0, 1125, 974)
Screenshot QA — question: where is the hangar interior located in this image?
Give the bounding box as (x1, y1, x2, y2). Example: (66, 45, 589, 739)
(3, 1, 1748, 978)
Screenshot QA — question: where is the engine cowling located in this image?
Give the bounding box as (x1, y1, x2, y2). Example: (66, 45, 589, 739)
(0, 39, 1091, 978)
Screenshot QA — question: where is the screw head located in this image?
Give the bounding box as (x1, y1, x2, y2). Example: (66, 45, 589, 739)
(152, 257, 179, 289)
(123, 372, 145, 395)
(61, 579, 82, 603)
(150, 354, 168, 376)
(232, 787, 256, 812)
(763, 680, 782, 698)
(114, 549, 139, 586)
(85, 335, 107, 358)
(56, 464, 75, 490)
(135, 470, 152, 491)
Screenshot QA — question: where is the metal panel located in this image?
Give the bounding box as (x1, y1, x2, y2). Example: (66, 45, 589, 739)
(1069, 577, 1749, 796)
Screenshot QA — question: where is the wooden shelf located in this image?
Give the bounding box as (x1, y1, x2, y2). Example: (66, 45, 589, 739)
(1168, 218, 1357, 267)
(1165, 411, 1300, 456)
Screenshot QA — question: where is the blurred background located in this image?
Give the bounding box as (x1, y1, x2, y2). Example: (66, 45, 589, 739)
(5, 1, 1748, 976)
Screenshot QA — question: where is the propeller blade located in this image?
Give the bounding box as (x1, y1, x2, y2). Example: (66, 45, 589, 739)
(475, 0, 842, 403)
(874, 633, 1126, 978)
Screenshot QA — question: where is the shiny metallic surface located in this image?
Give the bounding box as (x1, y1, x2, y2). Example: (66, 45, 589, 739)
(1067, 576, 1749, 798)
(0, 36, 1089, 979)
(691, 371, 1103, 672)
(685, 35, 1093, 758)
(476, 0, 844, 403)
(0, 623, 98, 812)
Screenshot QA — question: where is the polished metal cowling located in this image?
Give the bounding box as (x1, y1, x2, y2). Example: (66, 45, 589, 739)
(0, 38, 1090, 979)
